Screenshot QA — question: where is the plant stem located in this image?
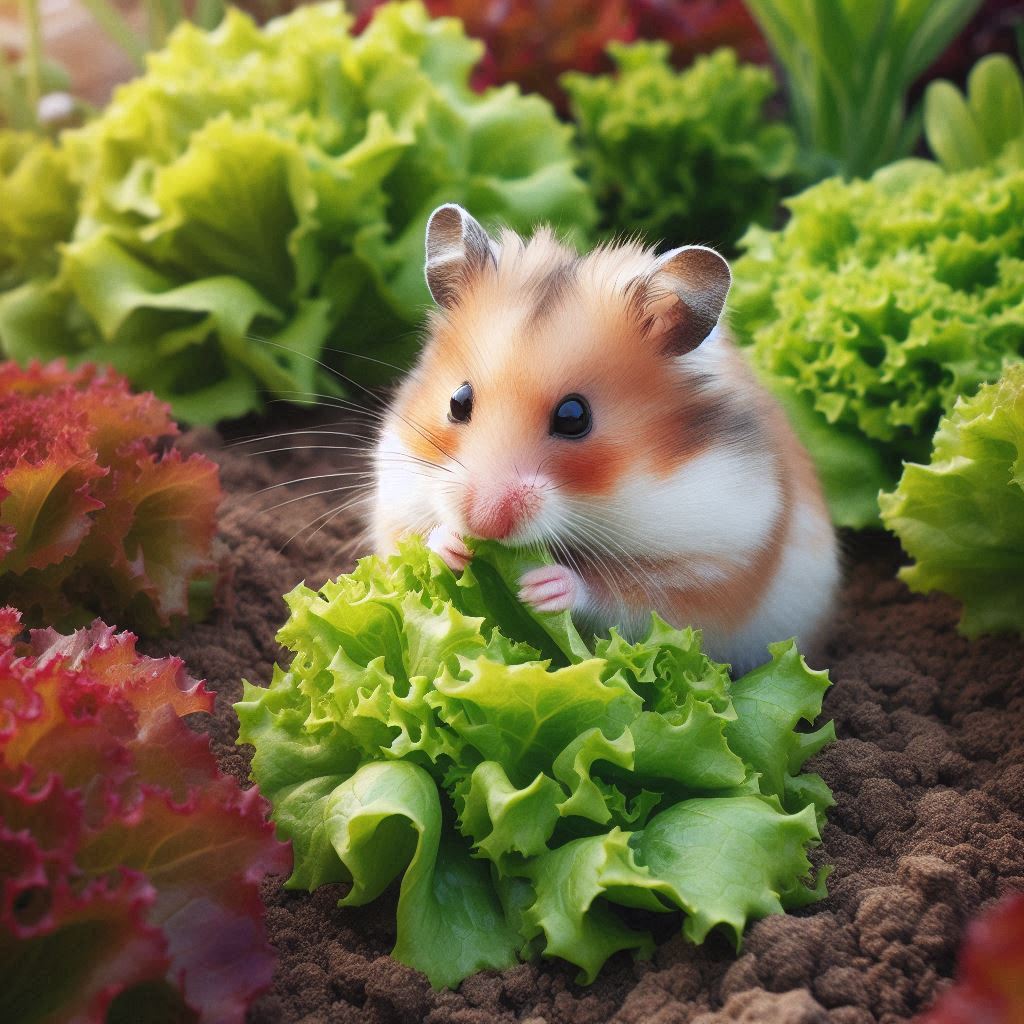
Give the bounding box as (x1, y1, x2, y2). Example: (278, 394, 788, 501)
(79, 0, 148, 67)
(18, 0, 43, 121)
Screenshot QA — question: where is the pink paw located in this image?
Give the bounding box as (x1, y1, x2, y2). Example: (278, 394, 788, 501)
(427, 524, 473, 573)
(518, 564, 584, 614)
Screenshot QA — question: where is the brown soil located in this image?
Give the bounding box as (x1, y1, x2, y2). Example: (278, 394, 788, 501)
(157, 414, 1024, 1024)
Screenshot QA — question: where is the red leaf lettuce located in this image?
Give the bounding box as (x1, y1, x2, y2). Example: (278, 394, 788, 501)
(0, 360, 221, 630)
(0, 608, 290, 1023)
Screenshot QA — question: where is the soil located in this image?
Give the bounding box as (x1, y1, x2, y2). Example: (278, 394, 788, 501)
(157, 414, 1024, 1024)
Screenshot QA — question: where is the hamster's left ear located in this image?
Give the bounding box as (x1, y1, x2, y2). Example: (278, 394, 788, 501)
(424, 203, 497, 309)
(644, 245, 732, 356)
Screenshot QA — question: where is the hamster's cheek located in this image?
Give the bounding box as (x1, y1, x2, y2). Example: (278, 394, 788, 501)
(371, 426, 457, 547)
(547, 436, 631, 497)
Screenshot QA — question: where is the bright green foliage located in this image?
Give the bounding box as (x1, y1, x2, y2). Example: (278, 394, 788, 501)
(236, 539, 835, 988)
(731, 155, 1024, 527)
(0, 133, 77, 291)
(743, 0, 982, 179)
(925, 55, 1024, 172)
(879, 365, 1024, 637)
(0, 2, 595, 424)
(563, 43, 796, 250)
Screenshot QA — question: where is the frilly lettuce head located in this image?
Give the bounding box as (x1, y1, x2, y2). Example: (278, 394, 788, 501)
(0, 2, 595, 424)
(235, 539, 835, 988)
(731, 154, 1024, 527)
(563, 43, 797, 250)
(880, 364, 1024, 637)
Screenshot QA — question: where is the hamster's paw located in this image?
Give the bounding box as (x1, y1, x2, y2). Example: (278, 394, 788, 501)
(427, 524, 473, 572)
(518, 564, 586, 614)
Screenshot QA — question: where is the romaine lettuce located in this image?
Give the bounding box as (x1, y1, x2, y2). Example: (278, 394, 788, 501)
(880, 364, 1024, 637)
(236, 539, 834, 988)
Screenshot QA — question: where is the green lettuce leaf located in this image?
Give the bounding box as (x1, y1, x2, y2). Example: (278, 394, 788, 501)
(879, 364, 1024, 637)
(236, 538, 835, 987)
(563, 43, 797, 251)
(732, 153, 1024, 527)
(0, 2, 595, 423)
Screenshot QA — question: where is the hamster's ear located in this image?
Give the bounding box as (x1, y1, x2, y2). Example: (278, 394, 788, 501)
(644, 245, 731, 356)
(425, 204, 496, 309)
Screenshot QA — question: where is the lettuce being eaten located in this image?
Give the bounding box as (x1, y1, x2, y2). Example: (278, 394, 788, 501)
(731, 154, 1024, 527)
(0, 2, 595, 424)
(236, 539, 834, 988)
(879, 364, 1024, 637)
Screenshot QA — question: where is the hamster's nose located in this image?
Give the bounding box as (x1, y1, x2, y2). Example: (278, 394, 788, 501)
(464, 482, 538, 540)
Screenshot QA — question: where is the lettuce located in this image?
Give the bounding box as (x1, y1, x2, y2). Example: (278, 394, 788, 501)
(0, 2, 595, 424)
(563, 43, 796, 250)
(731, 154, 1024, 527)
(879, 364, 1024, 637)
(359, 0, 768, 114)
(236, 539, 834, 988)
(0, 609, 290, 1023)
(0, 132, 77, 292)
(0, 359, 221, 631)
(918, 892, 1024, 1024)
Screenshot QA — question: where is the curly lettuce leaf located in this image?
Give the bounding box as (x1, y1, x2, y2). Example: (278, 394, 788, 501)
(732, 154, 1024, 527)
(879, 364, 1024, 637)
(0, 2, 595, 424)
(236, 537, 835, 988)
(563, 42, 796, 251)
(0, 360, 220, 630)
(0, 609, 290, 1023)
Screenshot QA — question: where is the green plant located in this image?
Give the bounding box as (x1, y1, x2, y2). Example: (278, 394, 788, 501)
(879, 364, 1024, 637)
(742, 0, 983, 178)
(0, 132, 77, 289)
(0, 2, 595, 424)
(1, 0, 228, 133)
(731, 153, 1024, 527)
(924, 53, 1024, 170)
(563, 42, 797, 249)
(236, 538, 834, 989)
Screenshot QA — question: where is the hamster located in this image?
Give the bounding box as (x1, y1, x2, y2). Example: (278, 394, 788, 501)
(370, 204, 840, 673)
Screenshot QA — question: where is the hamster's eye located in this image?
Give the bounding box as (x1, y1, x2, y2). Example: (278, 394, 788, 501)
(551, 394, 591, 439)
(448, 382, 473, 423)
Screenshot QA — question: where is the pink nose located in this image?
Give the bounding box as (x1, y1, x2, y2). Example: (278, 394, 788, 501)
(464, 484, 535, 540)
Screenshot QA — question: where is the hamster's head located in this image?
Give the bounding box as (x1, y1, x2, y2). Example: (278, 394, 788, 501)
(383, 203, 739, 556)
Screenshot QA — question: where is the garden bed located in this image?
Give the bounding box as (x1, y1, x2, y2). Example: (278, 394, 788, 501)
(154, 412, 1024, 1024)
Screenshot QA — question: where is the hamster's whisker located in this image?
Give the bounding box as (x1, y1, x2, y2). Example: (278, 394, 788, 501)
(228, 427, 377, 448)
(264, 391, 390, 422)
(248, 469, 381, 497)
(254, 482, 373, 515)
(560, 508, 656, 596)
(278, 492, 373, 553)
(251, 339, 466, 471)
(574, 518, 656, 592)
(547, 511, 622, 601)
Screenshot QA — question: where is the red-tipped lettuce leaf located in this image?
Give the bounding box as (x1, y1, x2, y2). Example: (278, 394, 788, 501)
(0, 608, 290, 1023)
(0, 360, 221, 631)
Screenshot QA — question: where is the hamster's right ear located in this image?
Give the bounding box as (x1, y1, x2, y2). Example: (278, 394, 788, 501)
(425, 204, 497, 309)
